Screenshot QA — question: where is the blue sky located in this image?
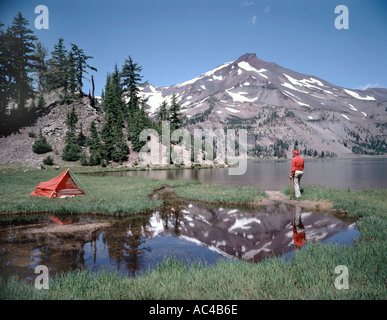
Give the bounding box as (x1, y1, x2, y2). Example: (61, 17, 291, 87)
(1, 0, 387, 96)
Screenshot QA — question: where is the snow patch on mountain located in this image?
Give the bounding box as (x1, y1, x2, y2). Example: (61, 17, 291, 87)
(296, 101, 310, 107)
(225, 107, 240, 113)
(341, 114, 350, 121)
(311, 94, 327, 100)
(281, 82, 308, 94)
(141, 87, 170, 113)
(203, 61, 233, 77)
(283, 90, 300, 100)
(283, 74, 324, 91)
(176, 75, 201, 88)
(226, 87, 258, 103)
(348, 104, 358, 111)
(176, 61, 232, 88)
(237, 61, 268, 79)
(344, 89, 375, 101)
(308, 78, 326, 87)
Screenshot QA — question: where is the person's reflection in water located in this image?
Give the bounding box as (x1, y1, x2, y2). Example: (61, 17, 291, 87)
(291, 206, 306, 251)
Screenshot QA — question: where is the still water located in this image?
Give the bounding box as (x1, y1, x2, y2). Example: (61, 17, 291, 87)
(85, 158, 387, 191)
(0, 192, 359, 281)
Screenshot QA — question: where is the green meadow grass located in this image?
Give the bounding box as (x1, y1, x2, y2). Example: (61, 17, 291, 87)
(173, 183, 267, 204)
(1, 239, 386, 300)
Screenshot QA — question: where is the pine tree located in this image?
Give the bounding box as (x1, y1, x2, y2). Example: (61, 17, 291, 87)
(32, 129, 52, 154)
(91, 74, 95, 108)
(121, 56, 145, 112)
(100, 64, 130, 163)
(67, 48, 77, 94)
(62, 132, 80, 161)
(158, 100, 169, 122)
(7, 12, 37, 110)
(121, 56, 154, 153)
(62, 106, 80, 161)
(76, 122, 87, 146)
(33, 41, 48, 92)
(169, 94, 182, 132)
(46, 38, 68, 90)
(36, 94, 44, 108)
(103, 65, 125, 118)
(66, 105, 78, 129)
(0, 22, 11, 132)
(100, 113, 129, 163)
(88, 120, 103, 166)
(79, 151, 88, 166)
(111, 122, 129, 163)
(100, 113, 115, 160)
(70, 43, 97, 96)
(131, 106, 150, 152)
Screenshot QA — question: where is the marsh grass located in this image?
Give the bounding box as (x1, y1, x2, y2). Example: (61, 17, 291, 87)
(173, 183, 267, 204)
(1, 240, 386, 300)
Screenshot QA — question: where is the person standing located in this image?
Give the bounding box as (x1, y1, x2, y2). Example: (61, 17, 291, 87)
(290, 150, 304, 198)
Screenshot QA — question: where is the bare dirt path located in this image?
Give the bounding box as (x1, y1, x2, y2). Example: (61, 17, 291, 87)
(261, 191, 333, 212)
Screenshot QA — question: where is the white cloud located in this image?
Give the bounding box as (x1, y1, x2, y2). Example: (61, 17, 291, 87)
(249, 15, 257, 25)
(242, 1, 254, 7)
(263, 5, 270, 14)
(356, 83, 379, 90)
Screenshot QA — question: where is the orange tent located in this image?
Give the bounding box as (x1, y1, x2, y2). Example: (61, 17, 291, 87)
(30, 169, 85, 198)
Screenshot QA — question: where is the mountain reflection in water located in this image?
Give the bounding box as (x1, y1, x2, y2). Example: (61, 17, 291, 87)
(0, 192, 358, 281)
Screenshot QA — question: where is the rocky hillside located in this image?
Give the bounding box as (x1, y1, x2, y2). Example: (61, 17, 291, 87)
(0, 89, 105, 167)
(0, 89, 202, 168)
(140, 53, 387, 158)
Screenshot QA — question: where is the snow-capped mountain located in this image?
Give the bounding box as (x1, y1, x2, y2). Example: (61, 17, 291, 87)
(140, 53, 387, 157)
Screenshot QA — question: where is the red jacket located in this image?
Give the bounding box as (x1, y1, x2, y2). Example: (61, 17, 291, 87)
(293, 226, 306, 247)
(291, 155, 304, 177)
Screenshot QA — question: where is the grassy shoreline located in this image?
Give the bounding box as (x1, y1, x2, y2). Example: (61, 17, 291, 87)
(0, 170, 386, 299)
(0, 169, 266, 216)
